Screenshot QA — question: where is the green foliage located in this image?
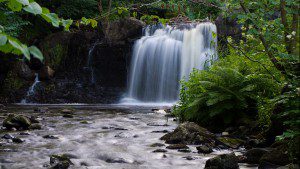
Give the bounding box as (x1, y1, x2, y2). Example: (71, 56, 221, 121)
(56, 0, 98, 20)
(174, 53, 281, 127)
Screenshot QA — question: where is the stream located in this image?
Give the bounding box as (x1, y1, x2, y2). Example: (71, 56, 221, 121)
(0, 105, 257, 169)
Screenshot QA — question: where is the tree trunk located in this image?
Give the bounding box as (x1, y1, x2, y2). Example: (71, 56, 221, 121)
(98, 0, 103, 15)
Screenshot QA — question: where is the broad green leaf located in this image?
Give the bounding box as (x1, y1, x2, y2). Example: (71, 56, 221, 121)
(16, 0, 29, 5)
(61, 19, 73, 31)
(7, 0, 22, 11)
(0, 34, 7, 46)
(23, 2, 42, 15)
(89, 19, 97, 28)
(41, 13, 60, 27)
(8, 39, 30, 59)
(29, 46, 43, 61)
(41, 7, 50, 14)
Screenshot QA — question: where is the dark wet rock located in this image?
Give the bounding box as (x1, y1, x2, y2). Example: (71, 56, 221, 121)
(80, 121, 89, 124)
(204, 153, 239, 169)
(19, 132, 30, 135)
(244, 148, 271, 164)
(3, 114, 31, 130)
(147, 123, 169, 127)
(178, 149, 191, 153)
(151, 130, 169, 133)
(217, 137, 245, 149)
(166, 144, 189, 150)
(102, 126, 114, 129)
(129, 117, 140, 120)
(197, 145, 213, 154)
(105, 157, 128, 163)
(12, 137, 23, 143)
(2, 134, 14, 139)
(80, 162, 89, 166)
(29, 116, 40, 123)
(114, 127, 128, 131)
(103, 17, 145, 43)
(61, 109, 73, 114)
(133, 134, 139, 138)
(153, 149, 167, 153)
(259, 144, 290, 168)
(165, 114, 175, 118)
(150, 143, 165, 147)
(161, 122, 215, 145)
(34, 107, 49, 113)
(38, 66, 55, 80)
(247, 138, 268, 148)
(43, 135, 59, 139)
(62, 114, 74, 118)
(29, 123, 42, 130)
(183, 156, 195, 160)
(50, 154, 73, 169)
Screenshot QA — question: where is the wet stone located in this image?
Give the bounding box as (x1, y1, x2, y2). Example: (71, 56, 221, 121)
(147, 123, 169, 127)
(19, 132, 30, 135)
(166, 144, 189, 150)
(153, 149, 168, 153)
(50, 154, 73, 169)
(178, 149, 191, 153)
(151, 130, 169, 133)
(105, 158, 128, 163)
(183, 156, 195, 160)
(12, 137, 23, 143)
(2, 134, 14, 139)
(29, 123, 42, 130)
(150, 143, 165, 147)
(197, 145, 213, 154)
(62, 114, 74, 118)
(43, 135, 59, 139)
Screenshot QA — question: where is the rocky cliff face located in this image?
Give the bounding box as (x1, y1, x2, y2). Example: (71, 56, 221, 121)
(0, 17, 145, 104)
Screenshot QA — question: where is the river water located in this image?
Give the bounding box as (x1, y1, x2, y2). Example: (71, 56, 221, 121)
(0, 105, 256, 169)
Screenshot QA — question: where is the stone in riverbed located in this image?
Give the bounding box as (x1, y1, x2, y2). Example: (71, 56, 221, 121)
(258, 143, 290, 168)
(29, 116, 40, 123)
(61, 109, 73, 114)
(3, 114, 31, 130)
(62, 114, 74, 118)
(29, 123, 42, 130)
(43, 135, 59, 139)
(12, 137, 24, 143)
(204, 153, 239, 169)
(244, 148, 271, 164)
(2, 134, 14, 139)
(183, 156, 195, 160)
(217, 137, 245, 149)
(150, 143, 165, 147)
(153, 149, 167, 153)
(161, 122, 215, 145)
(197, 145, 213, 154)
(50, 154, 73, 169)
(166, 144, 189, 150)
(178, 149, 191, 153)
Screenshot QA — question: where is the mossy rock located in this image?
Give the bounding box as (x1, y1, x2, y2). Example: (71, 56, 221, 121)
(3, 114, 31, 130)
(205, 153, 239, 169)
(50, 154, 73, 169)
(217, 137, 245, 149)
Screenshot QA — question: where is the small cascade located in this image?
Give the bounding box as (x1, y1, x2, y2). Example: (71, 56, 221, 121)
(21, 73, 40, 103)
(124, 22, 217, 103)
(87, 41, 99, 84)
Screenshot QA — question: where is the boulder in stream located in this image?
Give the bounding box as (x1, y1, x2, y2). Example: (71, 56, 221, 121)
(50, 154, 73, 169)
(197, 145, 213, 154)
(217, 137, 245, 149)
(244, 148, 271, 164)
(3, 114, 31, 130)
(160, 122, 215, 145)
(204, 153, 239, 169)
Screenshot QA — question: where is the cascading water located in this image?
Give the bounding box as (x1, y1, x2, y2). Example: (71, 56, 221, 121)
(21, 73, 40, 103)
(87, 41, 99, 84)
(123, 22, 217, 103)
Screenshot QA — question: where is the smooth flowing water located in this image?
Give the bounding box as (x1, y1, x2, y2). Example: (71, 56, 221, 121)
(21, 73, 40, 104)
(0, 106, 256, 169)
(124, 23, 217, 103)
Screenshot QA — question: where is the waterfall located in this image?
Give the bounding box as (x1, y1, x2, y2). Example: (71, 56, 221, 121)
(123, 22, 217, 103)
(87, 42, 98, 84)
(21, 73, 40, 103)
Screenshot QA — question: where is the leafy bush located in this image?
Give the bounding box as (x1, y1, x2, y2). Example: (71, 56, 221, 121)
(56, 0, 99, 19)
(174, 53, 281, 130)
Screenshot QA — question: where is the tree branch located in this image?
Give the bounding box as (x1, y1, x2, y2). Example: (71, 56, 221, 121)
(239, 0, 287, 76)
(280, 0, 292, 53)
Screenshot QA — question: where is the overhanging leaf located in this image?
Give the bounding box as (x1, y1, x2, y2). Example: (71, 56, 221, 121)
(23, 2, 42, 15)
(28, 46, 43, 61)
